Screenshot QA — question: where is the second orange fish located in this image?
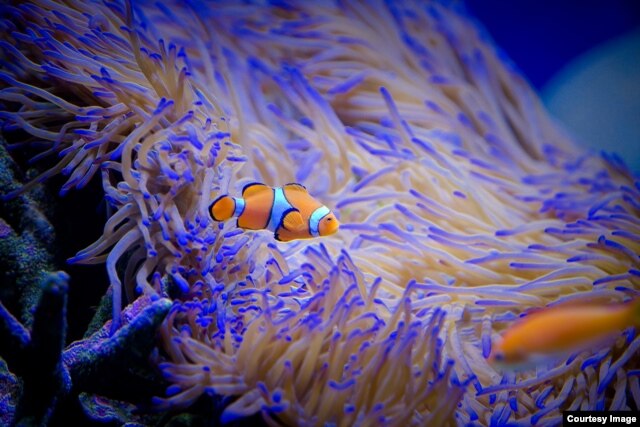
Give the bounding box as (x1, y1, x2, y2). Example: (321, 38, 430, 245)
(490, 298, 640, 366)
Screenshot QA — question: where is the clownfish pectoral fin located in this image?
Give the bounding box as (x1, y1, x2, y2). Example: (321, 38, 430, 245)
(282, 208, 305, 231)
(242, 182, 270, 198)
(283, 183, 307, 193)
(210, 195, 234, 221)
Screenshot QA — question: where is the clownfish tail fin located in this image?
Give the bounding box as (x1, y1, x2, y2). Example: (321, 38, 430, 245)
(209, 195, 235, 221)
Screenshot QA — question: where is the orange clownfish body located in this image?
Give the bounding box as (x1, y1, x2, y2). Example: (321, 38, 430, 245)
(209, 182, 339, 242)
(490, 298, 640, 366)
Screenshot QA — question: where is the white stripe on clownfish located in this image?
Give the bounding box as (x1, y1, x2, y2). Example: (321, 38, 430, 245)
(309, 205, 331, 237)
(233, 197, 245, 217)
(268, 187, 294, 232)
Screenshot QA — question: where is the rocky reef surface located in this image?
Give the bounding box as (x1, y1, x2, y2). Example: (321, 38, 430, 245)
(0, 142, 190, 426)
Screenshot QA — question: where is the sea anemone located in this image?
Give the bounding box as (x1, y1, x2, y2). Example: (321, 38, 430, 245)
(1, 0, 638, 425)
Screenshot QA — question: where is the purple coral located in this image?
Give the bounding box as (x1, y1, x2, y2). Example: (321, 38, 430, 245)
(1, 0, 638, 425)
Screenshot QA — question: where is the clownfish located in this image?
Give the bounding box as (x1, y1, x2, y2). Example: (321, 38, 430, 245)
(209, 182, 339, 242)
(489, 298, 640, 367)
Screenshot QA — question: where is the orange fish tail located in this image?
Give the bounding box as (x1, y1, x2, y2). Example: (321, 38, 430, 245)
(210, 195, 235, 221)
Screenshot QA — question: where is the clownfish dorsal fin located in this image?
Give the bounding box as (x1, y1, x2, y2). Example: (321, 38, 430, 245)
(242, 182, 270, 198)
(282, 208, 305, 231)
(283, 183, 307, 193)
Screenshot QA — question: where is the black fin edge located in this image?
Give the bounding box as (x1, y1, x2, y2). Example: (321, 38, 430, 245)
(278, 207, 300, 232)
(242, 181, 267, 197)
(209, 194, 233, 221)
(284, 182, 307, 190)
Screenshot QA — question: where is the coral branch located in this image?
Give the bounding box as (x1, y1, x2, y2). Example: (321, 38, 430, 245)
(14, 271, 70, 426)
(64, 297, 172, 401)
(0, 298, 30, 371)
(0, 143, 54, 328)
